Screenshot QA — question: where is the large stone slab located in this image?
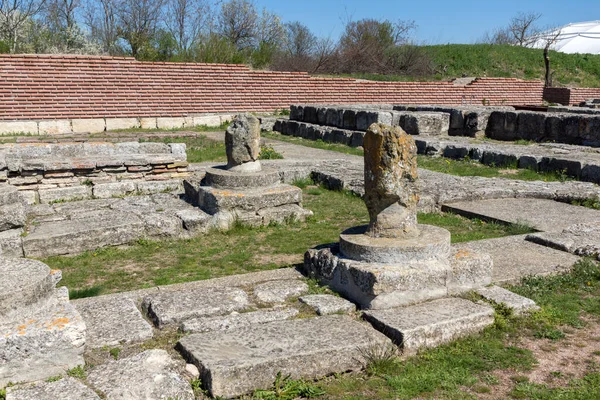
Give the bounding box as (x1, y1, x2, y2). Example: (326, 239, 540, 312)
(142, 287, 250, 328)
(22, 210, 146, 258)
(0, 296, 86, 386)
(443, 198, 600, 232)
(75, 297, 154, 349)
(0, 202, 26, 231)
(87, 349, 194, 400)
(363, 297, 494, 350)
(6, 378, 100, 400)
(460, 235, 580, 284)
(0, 228, 24, 257)
(181, 308, 299, 333)
(177, 315, 390, 398)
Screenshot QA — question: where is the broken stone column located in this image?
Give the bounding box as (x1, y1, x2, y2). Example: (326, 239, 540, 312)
(191, 114, 312, 228)
(225, 114, 262, 172)
(0, 257, 86, 386)
(305, 123, 493, 310)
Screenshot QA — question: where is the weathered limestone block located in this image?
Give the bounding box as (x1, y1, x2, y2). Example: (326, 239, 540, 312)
(92, 181, 136, 199)
(476, 285, 539, 315)
(398, 112, 450, 136)
(253, 280, 309, 303)
(0, 121, 38, 135)
(225, 114, 261, 171)
(105, 117, 140, 131)
(0, 202, 26, 231)
(38, 185, 92, 204)
(75, 296, 154, 348)
(177, 315, 390, 398)
(0, 228, 24, 257)
(87, 350, 194, 400)
(157, 117, 186, 130)
(6, 378, 100, 400)
(38, 120, 71, 135)
(363, 123, 419, 238)
(181, 308, 299, 333)
(363, 298, 494, 350)
(299, 294, 356, 315)
(71, 118, 105, 134)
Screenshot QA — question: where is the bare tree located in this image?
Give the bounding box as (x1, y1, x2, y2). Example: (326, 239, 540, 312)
(165, 0, 206, 56)
(542, 29, 562, 87)
(508, 11, 542, 47)
(283, 21, 316, 57)
(83, 0, 119, 54)
(216, 0, 257, 50)
(0, 0, 46, 52)
(43, 0, 80, 48)
(115, 0, 165, 57)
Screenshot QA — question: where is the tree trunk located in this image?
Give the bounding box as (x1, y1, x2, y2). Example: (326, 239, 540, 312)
(544, 44, 551, 87)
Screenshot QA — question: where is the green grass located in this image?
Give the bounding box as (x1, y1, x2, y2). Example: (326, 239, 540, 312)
(108, 122, 230, 134)
(262, 132, 364, 156)
(142, 135, 227, 163)
(338, 44, 600, 88)
(44, 185, 531, 297)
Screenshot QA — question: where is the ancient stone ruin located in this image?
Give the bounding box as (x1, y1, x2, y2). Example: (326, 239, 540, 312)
(0, 257, 86, 386)
(192, 114, 312, 227)
(305, 123, 493, 312)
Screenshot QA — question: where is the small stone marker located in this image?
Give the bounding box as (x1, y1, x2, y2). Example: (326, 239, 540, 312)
(363, 123, 420, 238)
(225, 114, 261, 172)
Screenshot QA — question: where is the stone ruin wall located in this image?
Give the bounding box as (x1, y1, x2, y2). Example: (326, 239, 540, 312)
(0, 141, 189, 204)
(0, 55, 548, 135)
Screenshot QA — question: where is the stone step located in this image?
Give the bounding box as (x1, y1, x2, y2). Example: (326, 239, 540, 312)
(197, 183, 303, 214)
(476, 286, 540, 315)
(176, 315, 391, 398)
(363, 297, 494, 351)
(181, 308, 299, 333)
(0, 257, 58, 322)
(22, 210, 146, 258)
(527, 222, 600, 260)
(442, 198, 600, 232)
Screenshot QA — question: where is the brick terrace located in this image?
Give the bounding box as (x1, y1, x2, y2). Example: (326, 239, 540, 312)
(0, 54, 547, 121)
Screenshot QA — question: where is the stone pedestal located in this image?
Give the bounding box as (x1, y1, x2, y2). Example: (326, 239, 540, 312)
(195, 114, 312, 227)
(303, 123, 492, 309)
(0, 257, 86, 386)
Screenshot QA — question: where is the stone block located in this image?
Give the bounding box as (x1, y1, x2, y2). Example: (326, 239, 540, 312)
(38, 120, 71, 135)
(0, 228, 24, 257)
(6, 378, 100, 400)
(0, 298, 86, 386)
(476, 285, 539, 315)
(220, 114, 233, 125)
(582, 163, 600, 184)
(517, 111, 546, 141)
(299, 294, 356, 315)
(105, 117, 140, 131)
(193, 114, 222, 127)
(87, 350, 194, 400)
(197, 184, 302, 214)
(342, 109, 357, 130)
(71, 118, 105, 134)
(289, 105, 303, 121)
(142, 286, 250, 328)
(0, 121, 38, 135)
(38, 185, 92, 204)
(363, 298, 494, 350)
(92, 181, 137, 199)
(157, 117, 186, 130)
(256, 204, 313, 225)
(0, 202, 26, 230)
(136, 179, 182, 195)
(181, 308, 299, 333)
(176, 315, 390, 398)
(176, 209, 211, 233)
(22, 210, 146, 258)
(485, 111, 518, 140)
(140, 211, 183, 238)
(447, 247, 493, 294)
(139, 117, 157, 129)
(399, 112, 450, 136)
(75, 297, 154, 348)
(253, 280, 309, 303)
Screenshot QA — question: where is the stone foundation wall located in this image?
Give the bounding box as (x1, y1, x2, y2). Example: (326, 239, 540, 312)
(0, 141, 188, 204)
(486, 111, 600, 146)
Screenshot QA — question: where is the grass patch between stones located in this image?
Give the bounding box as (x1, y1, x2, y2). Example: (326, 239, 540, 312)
(45, 185, 537, 297)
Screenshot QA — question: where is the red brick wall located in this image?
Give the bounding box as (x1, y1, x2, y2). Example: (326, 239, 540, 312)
(1, 54, 546, 121)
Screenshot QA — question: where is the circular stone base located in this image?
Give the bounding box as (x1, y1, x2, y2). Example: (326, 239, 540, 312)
(205, 166, 280, 189)
(0, 258, 56, 321)
(339, 224, 451, 264)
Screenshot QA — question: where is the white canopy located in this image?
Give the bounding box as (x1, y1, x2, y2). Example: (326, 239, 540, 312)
(531, 21, 600, 54)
